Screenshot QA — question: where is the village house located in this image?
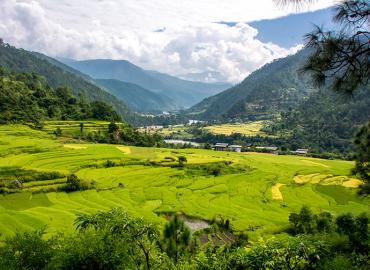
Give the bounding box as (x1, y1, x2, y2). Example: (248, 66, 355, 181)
(213, 143, 242, 153)
(228, 145, 242, 153)
(213, 143, 229, 151)
(292, 149, 309, 155)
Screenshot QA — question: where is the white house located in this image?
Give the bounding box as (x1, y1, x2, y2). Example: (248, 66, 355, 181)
(228, 145, 242, 153)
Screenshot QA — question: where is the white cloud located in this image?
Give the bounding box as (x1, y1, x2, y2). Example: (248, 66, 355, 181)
(0, 0, 334, 82)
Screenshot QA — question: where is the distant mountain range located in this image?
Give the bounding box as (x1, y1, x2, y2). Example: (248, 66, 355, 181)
(61, 59, 231, 111)
(95, 79, 175, 113)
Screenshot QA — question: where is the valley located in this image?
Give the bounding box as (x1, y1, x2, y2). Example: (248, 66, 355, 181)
(0, 1, 369, 267)
(0, 124, 368, 242)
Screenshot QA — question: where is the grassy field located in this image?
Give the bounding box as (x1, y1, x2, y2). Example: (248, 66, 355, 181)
(203, 121, 267, 136)
(0, 124, 368, 241)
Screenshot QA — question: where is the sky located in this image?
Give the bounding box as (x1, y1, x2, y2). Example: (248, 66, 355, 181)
(0, 0, 338, 83)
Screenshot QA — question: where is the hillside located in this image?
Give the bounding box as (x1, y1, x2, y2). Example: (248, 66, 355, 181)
(0, 43, 134, 122)
(270, 86, 370, 153)
(63, 59, 231, 109)
(189, 48, 315, 120)
(0, 69, 121, 124)
(95, 79, 175, 112)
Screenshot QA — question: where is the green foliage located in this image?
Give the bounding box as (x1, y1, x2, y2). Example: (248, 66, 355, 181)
(270, 87, 370, 154)
(353, 122, 370, 195)
(0, 68, 121, 124)
(74, 208, 164, 270)
(178, 156, 187, 167)
(184, 161, 249, 177)
(289, 206, 314, 234)
(59, 174, 92, 193)
(302, 1, 369, 94)
(161, 215, 195, 262)
(336, 212, 369, 254)
(0, 208, 368, 269)
(0, 229, 55, 270)
(289, 206, 369, 254)
(0, 43, 133, 122)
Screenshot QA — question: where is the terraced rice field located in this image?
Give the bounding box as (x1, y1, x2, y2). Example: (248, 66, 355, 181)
(204, 121, 267, 136)
(42, 120, 112, 137)
(0, 124, 368, 241)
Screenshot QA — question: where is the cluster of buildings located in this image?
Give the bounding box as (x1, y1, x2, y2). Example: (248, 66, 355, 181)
(213, 143, 309, 155)
(213, 143, 243, 153)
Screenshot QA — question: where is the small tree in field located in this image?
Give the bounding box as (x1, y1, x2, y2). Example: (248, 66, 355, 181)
(178, 156, 187, 167)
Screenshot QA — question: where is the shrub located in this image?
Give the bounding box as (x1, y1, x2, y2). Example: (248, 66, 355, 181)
(58, 174, 93, 193)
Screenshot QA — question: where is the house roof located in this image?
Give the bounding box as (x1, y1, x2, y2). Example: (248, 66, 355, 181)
(229, 145, 242, 148)
(256, 146, 278, 151)
(214, 143, 228, 147)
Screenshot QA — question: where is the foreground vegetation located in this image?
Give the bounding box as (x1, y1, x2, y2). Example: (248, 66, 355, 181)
(0, 207, 368, 269)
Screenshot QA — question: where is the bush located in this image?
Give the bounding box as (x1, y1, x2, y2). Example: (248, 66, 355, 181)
(58, 174, 93, 192)
(0, 230, 55, 270)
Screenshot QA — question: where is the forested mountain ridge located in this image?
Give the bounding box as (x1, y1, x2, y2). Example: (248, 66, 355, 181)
(269, 85, 370, 153)
(189, 48, 315, 120)
(63, 59, 231, 109)
(0, 43, 134, 122)
(95, 79, 176, 113)
(0, 69, 120, 124)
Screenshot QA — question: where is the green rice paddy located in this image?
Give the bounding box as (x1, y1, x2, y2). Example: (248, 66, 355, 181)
(0, 124, 368, 241)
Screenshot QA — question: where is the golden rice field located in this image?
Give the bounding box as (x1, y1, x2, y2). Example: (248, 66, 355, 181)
(204, 121, 267, 136)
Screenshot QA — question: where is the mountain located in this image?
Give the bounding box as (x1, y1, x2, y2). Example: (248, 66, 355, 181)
(270, 85, 370, 153)
(189, 49, 315, 120)
(188, 47, 370, 154)
(62, 59, 231, 109)
(0, 44, 134, 122)
(95, 79, 175, 113)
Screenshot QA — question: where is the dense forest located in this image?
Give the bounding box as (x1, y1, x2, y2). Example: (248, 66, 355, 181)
(268, 86, 370, 153)
(0, 43, 140, 123)
(0, 68, 120, 125)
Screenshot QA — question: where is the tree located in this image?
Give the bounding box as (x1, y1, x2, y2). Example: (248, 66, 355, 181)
(289, 206, 314, 234)
(315, 212, 333, 233)
(0, 230, 55, 270)
(178, 156, 187, 167)
(276, 0, 369, 94)
(353, 122, 370, 195)
(161, 215, 194, 262)
(336, 212, 369, 253)
(91, 101, 121, 121)
(64, 174, 81, 192)
(75, 208, 162, 270)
